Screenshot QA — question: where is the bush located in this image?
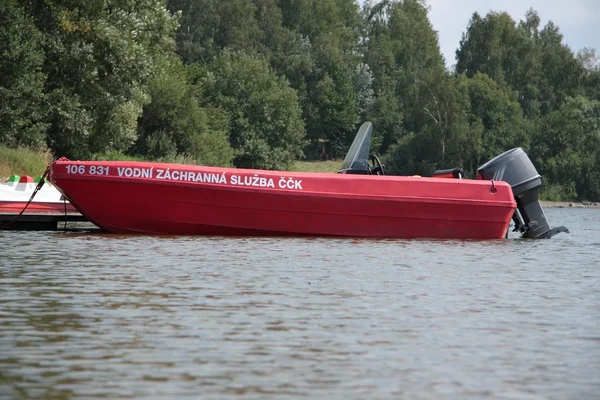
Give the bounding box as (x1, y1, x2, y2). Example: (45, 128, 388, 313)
(196, 50, 307, 170)
(135, 59, 234, 166)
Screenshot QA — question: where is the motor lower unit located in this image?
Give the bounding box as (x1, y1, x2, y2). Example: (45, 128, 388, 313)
(477, 148, 569, 239)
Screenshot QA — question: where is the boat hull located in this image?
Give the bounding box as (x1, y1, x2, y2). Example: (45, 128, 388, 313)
(49, 161, 516, 239)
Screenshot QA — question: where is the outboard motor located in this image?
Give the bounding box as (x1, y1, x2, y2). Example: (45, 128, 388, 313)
(477, 148, 569, 239)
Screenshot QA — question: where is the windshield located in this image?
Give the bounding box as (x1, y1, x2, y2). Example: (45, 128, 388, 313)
(338, 122, 372, 173)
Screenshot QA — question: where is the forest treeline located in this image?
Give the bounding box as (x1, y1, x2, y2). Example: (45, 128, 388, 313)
(1, 0, 599, 200)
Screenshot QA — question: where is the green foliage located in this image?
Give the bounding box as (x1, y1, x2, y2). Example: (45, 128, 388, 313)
(35, 0, 180, 158)
(460, 72, 531, 166)
(353, 63, 376, 116)
(578, 48, 600, 101)
(269, 29, 314, 103)
(383, 74, 480, 176)
(169, 0, 366, 161)
(46, 90, 94, 159)
(456, 9, 584, 118)
(367, 94, 405, 155)
(277, 0, 364, 159)
(135, 58, 234, 166)
(195, 50, 307, 170)
(456, 11, 524, 85)
(1, 0, 598, 201)
(0, 1, 48, 148)
(279, 0, 362, 57)
(168, 0, 264, 62)
(364, 0, 447, 156)
(364, 0, 476, 176)
(540, 183, 574, 202)
(532, 96, 600, 200)
(304, 56, 359, 158)
(537, 22, 583, 115)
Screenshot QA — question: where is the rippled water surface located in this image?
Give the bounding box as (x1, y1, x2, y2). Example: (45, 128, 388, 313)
(1, 208, 599, 399)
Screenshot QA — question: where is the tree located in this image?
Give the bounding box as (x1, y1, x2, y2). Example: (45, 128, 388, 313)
(456, 11, 523, 86)
(135, 58, 234, 166)
(384, 72, 531, 177)
(194, 50, 306, 170)
(577, 47, 600, 72)
(168, 0, 264, 63)
(537, 22, 583, 115)
(577, 47, 600, 101)
(363, 0, 447, 154)
(304, 53, 359, 158)
(460, 72, 531, 167)
(383, 74, 481, 176)
(277, 0, 364, 159)
(279, 0, 361, 58)
(0, 0, 48, 148)
(455, 9, 584, 118)
(531, 96, 600, 200)
(24, 0, 179, 159)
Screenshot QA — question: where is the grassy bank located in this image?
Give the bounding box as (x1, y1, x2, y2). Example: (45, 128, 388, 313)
(2, 148, 596, 206)
(0, 147, 53, 178)
(290, 160, 341, 173)
(0, 147, 344, 179)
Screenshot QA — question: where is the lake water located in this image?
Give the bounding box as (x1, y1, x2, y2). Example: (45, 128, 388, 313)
(1, 208, 599, 399)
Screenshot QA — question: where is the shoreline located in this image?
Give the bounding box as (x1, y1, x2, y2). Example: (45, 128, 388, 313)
(541, 201, 600, 208)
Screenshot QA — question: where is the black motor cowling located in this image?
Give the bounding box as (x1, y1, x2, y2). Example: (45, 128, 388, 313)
(477, 148, 569, 239)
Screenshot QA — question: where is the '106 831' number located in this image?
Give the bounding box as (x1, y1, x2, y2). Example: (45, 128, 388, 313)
(66, 165, 109, 175)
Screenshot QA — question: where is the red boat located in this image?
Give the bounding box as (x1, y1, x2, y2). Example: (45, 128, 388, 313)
(47, 122, 567, 239)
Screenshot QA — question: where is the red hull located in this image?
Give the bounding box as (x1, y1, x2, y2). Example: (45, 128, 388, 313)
(49, 161, 516, 239)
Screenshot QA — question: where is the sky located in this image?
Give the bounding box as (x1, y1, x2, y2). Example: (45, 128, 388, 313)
(361, 0, 600, 68)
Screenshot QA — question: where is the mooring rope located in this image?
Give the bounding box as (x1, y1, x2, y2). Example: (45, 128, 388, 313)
(63, 194, 68, 231)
